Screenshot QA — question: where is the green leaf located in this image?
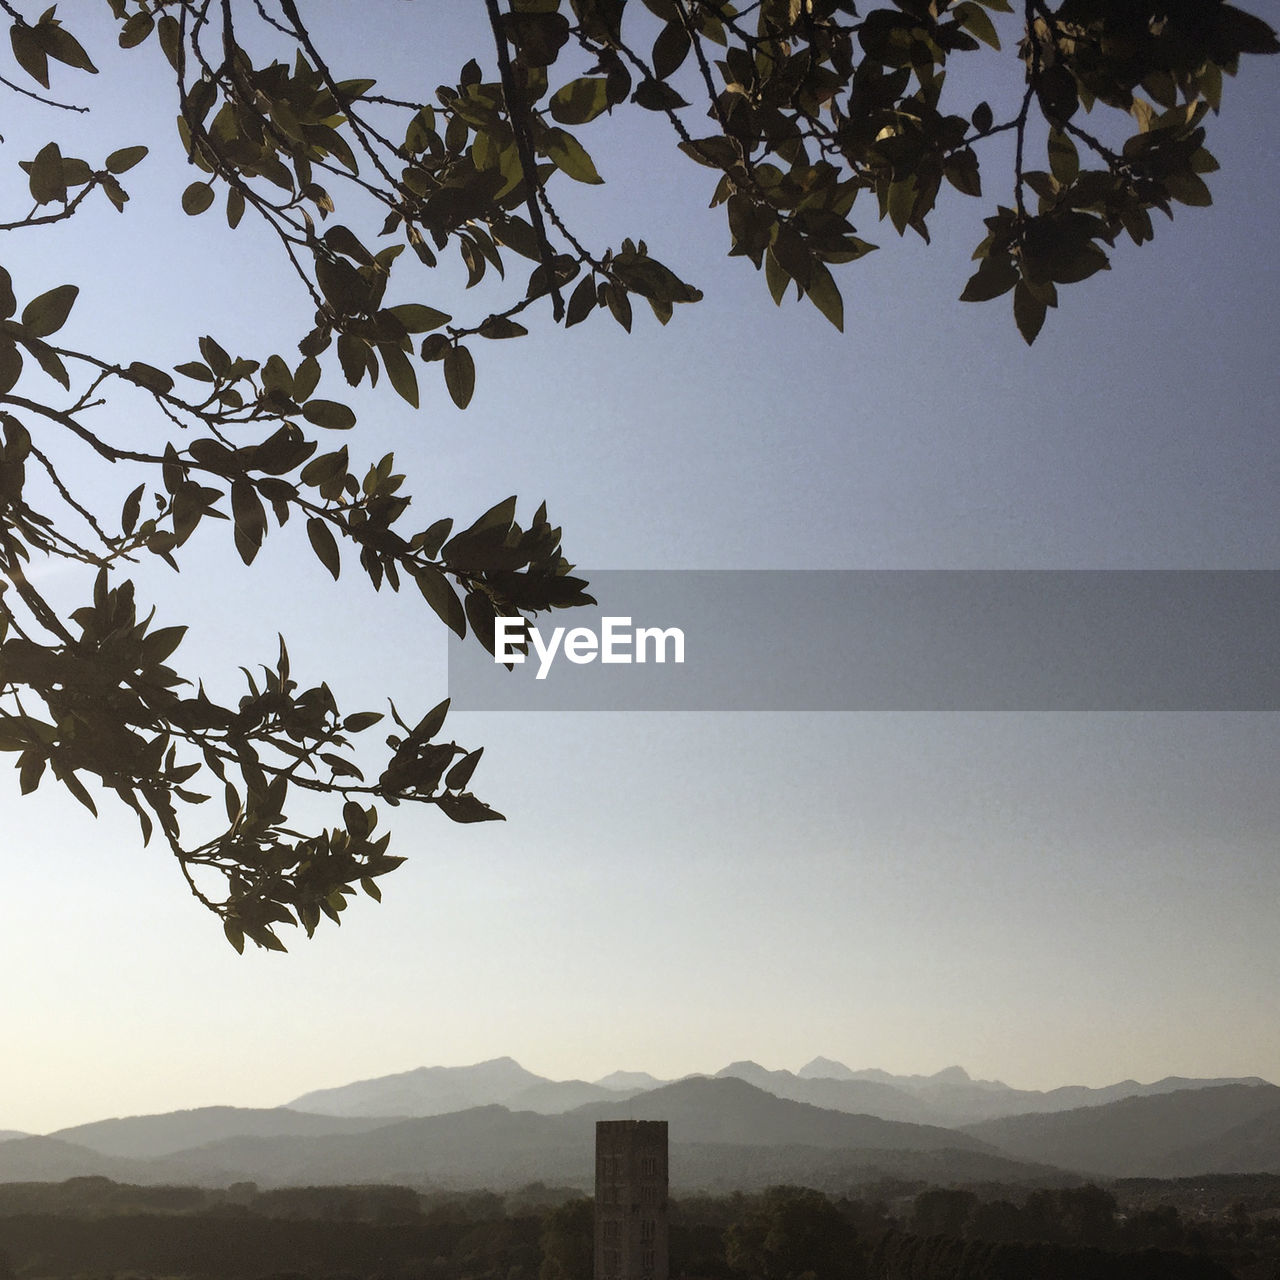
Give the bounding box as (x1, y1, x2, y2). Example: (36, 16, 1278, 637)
(21, 285, 78, 338)
(805, 263, 844, 332)
(543, 128, 604, 184)
(418, 517, 452, 558)
(307, 517, 341, 580)
(602, 282, 632, 332)
(1164, 170, 1213, 207)
(182, 182, 215, 215)
(443, 346, 475, 409)
(678, 136, 741, 169)
(960, 255, 1018, 302)
(378, 342, 419, 408)
(415, 697, 451, 741)
(549, 76, 611, 125)
(1047, 129, 1079, 185)
(23, 336, 68, 388)
(0, 341, 22, 394)
(343, 799, 370, 840)
(411, 564, 466, 637)
(11, 25, 50, 87)
(478, 316, 528, 339)
(28, 141, 66, 204)
(632, 78, 688, 111)
(121, 483, 145, 536)
(446, 747, 483, 792)
(223, 919, 246, 954)
(42, 21, 97, 73)
(1036, 63, 1078, 124)
(954, 1, 1000, 49)
(302, 399, 357, 430)
(565, 274, 597, 327)
(435, 791, 503, 823)
(293, 356, 322, 401)
(652, 21, 691, 78)
(198, 335, 231, 377)
(157, 14, 181, 69)
(1013, 278, 1047, 344)
(126, 361, 174, 394)
(943, 149, 982, 197)
(385, 303, 451, 332)
(105, 145, 148, 174)
(19, 751, 45, 795)
(118, 10, 155, 48)
(231, 479, 267, 565)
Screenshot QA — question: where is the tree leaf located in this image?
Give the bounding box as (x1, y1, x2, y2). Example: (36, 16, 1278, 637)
(411, 564, 466, 637)
(378, 342, 419, 408)
(105, 145, 148, 174)
(302, 399, 357, 430)
(805, 263, 844, 331)
(435, 791, 504, 823)
(0, 341, 23, 394)
(11, 25, 50, 87)
(182, 182, 215, 215)
(549, 76, 611, 125)
(1047, 129, 1079, 185)
(28, 142, 66, 204)
(543, 128, 604, 184)
(37, 20, 99, 72)
(231, 479, 267, 564)
(652, 22, 692, 79)
(386, 303, 451, 332)
(307, 516, 341, 579)
(1013, 278, 1047, 344)
(443, 345, 475, 409)
(446, 747, 483, 792)
(960, 256, 1018, 302)
(126, 361, 174, 394)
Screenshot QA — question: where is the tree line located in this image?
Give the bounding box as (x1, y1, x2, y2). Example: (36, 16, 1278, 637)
(2, 1176, 1271, 1279)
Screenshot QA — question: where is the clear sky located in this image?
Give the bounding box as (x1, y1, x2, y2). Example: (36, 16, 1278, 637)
(1, 4, 1278, 1135)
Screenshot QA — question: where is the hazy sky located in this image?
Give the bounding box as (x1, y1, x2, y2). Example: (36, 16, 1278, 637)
(2, 4, 1278, 1135)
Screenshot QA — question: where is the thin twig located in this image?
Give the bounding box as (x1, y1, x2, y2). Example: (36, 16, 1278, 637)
(484, 0, 566, 321)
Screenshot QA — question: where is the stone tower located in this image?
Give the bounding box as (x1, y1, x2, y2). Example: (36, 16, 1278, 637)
(594, 1120, 669, 1280)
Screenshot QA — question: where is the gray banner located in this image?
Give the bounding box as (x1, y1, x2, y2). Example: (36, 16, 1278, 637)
(446, 571, 1280, 711)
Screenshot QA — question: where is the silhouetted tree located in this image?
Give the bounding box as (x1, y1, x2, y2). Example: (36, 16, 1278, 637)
(539, 1196, 593, 1280)
(909, 1189, 976, 1238)
(725, 1186, 865, 1280)
(1, 1, 1275, 943)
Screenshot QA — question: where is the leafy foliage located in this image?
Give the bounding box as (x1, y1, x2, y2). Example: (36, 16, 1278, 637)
(0, 0, 1273, 947)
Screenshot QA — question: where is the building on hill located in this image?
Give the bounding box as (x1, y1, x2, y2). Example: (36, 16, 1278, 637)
(594, 1119, 668, 1280)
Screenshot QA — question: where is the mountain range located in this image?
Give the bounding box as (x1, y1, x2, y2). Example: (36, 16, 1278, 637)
(283, 1055, 1272, 1129)
(2, 1058, 1277, 1191)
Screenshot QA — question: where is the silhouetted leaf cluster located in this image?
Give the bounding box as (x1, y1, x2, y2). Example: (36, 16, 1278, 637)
(0, 0, 1273, 944)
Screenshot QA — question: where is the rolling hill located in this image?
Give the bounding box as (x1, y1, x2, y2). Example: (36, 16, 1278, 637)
(963, 1082, 1280, 1177)
(1, 1078, 1052, 1191)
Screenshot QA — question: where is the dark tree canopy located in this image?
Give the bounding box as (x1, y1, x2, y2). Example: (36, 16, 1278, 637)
(0, 0, 1273, 949)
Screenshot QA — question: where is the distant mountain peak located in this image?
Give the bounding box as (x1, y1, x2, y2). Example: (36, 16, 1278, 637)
(284, 1057, 548, 1118)
(931, 1065, 972, 1083)
(593, 1071, 667, 1092)
(797, 1057, 856, 1080)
